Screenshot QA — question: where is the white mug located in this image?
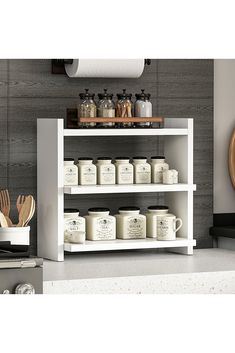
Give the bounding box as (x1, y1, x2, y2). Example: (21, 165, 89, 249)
(157, 214, 183, 240)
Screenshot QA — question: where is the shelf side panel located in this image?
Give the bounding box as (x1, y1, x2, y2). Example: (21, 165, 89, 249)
(37, 119, 64, 261)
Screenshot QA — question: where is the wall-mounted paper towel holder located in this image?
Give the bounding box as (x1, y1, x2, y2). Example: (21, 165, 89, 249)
(51, 59, 151, 75)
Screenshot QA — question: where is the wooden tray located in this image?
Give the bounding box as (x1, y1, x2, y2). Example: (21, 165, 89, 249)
(78, 117, 163, 123)
(229, 128, 235, 189)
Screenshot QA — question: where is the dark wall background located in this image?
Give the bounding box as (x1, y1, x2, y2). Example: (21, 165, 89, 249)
(0, 59, 213, 254)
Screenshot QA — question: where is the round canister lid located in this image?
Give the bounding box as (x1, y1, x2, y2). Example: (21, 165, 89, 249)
(151, 156, 165, 159)
(64, 158, 74, 161)
(115, 157, 130, 160)
(132, 156, 147, 160)
(148, 205, 168, 210)
(78, 157, 93, 161)
(119, 206, 140, 211)
(64, 208, 80, 213)
(97, 157, 112, 160)
(88, 207, 110, 212)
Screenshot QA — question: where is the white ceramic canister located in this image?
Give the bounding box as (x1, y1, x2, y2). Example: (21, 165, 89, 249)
(163, 169, 179, 184)
(77, 157, 97, 185)
(96, 157, 115, 185)
(64, 158, 78, 186)
(64, 209, 86, 243)
(115, 206, 146, 239)
(85, 207, 116, 241)
(150, 156, 169, 184)
(115, 157, 134, 185)
(134, 89, 152, 127)
(145, 205, 169, 238)
(157, 213, 183, 241)
(132, 157, 151, 184)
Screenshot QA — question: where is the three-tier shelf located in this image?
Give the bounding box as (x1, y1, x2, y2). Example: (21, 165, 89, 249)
(37, 118, 196, 261)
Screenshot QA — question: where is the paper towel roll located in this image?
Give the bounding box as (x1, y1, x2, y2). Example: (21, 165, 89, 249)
(65, 59, 145, 78)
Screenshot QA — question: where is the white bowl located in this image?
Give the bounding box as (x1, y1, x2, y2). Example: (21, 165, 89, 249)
(0, 226, 30, 245)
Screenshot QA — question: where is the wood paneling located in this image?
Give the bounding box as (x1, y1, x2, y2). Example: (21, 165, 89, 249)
(0, 59, 214, 253)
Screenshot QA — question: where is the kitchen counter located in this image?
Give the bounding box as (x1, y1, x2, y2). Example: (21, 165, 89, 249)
(43, 248, 235, 294)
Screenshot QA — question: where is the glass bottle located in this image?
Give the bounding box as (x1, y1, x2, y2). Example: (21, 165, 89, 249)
(134, 89, 152, 128)
(116, 89, 133, 128)
(78, 89, 97, 128)
(97, 89, 115, 128)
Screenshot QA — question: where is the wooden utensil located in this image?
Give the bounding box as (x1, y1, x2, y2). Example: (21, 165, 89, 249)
(229, 128, 235, 189)
(0, 189, 13, 226)
(16, 195, 26, 214)
(25, 197, 35, 226)
(0, 211, 9, 228)
(17, 195, 34, 227)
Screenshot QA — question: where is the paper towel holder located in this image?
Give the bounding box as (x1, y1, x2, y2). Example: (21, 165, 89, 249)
(51, 59, 151, 75)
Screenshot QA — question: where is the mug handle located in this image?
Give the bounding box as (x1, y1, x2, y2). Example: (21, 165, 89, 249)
(175, 218, 183, 233)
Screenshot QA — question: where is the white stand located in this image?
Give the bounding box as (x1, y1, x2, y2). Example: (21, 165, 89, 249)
(37, 118, 196, 261)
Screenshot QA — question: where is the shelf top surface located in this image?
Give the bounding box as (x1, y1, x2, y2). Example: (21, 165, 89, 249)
(64, 183, 196, 194)
(64, 128, 189, 137)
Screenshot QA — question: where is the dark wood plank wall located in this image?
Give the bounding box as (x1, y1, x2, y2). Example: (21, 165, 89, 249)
(0, 59, 213, 253)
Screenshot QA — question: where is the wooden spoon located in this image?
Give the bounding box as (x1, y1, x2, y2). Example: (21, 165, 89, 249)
(25, 197, 35, 226)
(0, 211, 9, 228)
(17, 196, 34, 227)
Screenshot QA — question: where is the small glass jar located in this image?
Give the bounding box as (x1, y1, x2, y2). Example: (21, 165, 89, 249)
(145, 206, 169, 238)
(85, 207, 116, 241)
(132, 157, 151, 184)
(77, 157, 97, 185)
(64, 158, 78, 186)
(134, 89, 152, 128)
(97, 89, 115, 128)
(151, 156, 169, 184)
(115, 206, 146, 239)
(78, 89, 97, 128)
(116, 89, 133, 128)
(115, 157, 133, 185)
(96, 157, 115, 185)
(64, 209, 86, 243)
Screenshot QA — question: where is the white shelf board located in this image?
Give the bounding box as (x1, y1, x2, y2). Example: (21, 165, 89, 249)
(64, 128, 188, 137)
(64, 183, 196, 195)
(64, 238, 196, 252)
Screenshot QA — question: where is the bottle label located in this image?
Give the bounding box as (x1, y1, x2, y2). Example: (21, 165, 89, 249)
(64, 218, 85, 241)
(64, 166, 77, 185)
(100, 166, 115, 184)
(157, 217, 175, 240)
(135, 165, 151, 183)
(94, 217, 115, 240)
(153, 164, 169, 183)
(126, 216, 145, 238)
(118, 165, 133, 183)
(81, 166, 96, 184)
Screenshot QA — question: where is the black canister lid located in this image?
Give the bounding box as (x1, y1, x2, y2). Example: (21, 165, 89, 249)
(132, 156, 147, 160)
(64, 158, 74, 161)
(119, 206, 140, 211)
(135, 89, 151, 100)
(117, 89, 132, 100)
(148, 205, 169, 210)
(97, 157, 112, 160)
(151, 156, 165, 159)
(79, 89, 95, 99)
(98, 89, 113, 100)
(115, 157, 130, 160)
(64, 208, 80, 213)
(78, 157, 93, 161)
(88, 207, 110, 212)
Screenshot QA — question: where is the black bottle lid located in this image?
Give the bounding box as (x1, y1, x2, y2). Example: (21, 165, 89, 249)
(119, 206, 140, 211)
(88, 207, 110, 212)
(148, 205, 169, 210)
(117, 89, 132, 100)
(97, 157, 112, 160)
(77, 157, 93, 161)
(64, 158, 74, 161)
(115, 157, 130, 160)
(79, 89, 95, 99)
(135, 89, 151, 100)
(64, 208, 80, 213)
(98, 89, 113, 100)
(132, 156, 147, 160)
(151, 156, 165, 159)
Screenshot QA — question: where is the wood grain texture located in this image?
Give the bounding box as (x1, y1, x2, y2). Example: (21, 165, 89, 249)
(0, 59, 213, 253)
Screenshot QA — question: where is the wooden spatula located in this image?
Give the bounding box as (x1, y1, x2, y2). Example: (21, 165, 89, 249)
(0, 211, 9, 228)
(25, 197, 35, 226)
(17, 195, 34, 227)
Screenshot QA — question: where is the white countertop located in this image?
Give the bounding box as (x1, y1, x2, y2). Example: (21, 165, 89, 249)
(43, 248, 235, 294)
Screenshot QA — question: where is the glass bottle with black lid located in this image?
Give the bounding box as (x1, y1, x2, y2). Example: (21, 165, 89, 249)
(97, 89, 115, 128)
(78, 89, 97, 128)
(116, 89, 133, 128)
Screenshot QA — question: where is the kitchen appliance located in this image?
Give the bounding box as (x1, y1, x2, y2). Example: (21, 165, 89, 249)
(0, 242, 43, 294)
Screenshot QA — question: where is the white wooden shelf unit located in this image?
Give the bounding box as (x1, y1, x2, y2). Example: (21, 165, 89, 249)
(37, 118, 196, 261)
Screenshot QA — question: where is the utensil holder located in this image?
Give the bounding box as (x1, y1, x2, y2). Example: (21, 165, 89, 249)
(0, 226, 30, 245)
